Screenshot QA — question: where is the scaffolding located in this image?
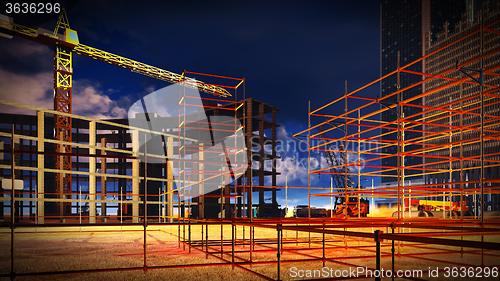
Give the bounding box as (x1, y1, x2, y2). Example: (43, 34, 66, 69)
(294, 16, 500, 223)
(0, 13, 499, 281)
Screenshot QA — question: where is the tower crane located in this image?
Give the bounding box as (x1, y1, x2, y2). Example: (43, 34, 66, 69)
(0, 11, 232, 218)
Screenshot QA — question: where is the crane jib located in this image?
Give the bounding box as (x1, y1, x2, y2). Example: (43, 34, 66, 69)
(0, 14, 231, 98)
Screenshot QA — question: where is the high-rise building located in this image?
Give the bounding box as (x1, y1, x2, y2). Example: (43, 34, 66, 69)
(423, 1, 500, 212)
(380, 0, 468, 181)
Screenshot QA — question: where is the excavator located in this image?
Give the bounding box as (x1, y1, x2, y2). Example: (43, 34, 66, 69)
(293, 142, 369, 218)
(324, 143, 369, 217)
(403, 198, 472, 218)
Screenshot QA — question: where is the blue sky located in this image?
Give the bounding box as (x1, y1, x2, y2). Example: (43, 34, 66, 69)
(0, 0, 380, 208)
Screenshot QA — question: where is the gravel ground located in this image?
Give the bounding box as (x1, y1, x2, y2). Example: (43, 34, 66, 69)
(0, 225, 498, 280)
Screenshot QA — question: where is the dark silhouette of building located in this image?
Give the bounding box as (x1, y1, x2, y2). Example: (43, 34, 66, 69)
(380, 0, 469, 181)
(423, 1, 500, 212)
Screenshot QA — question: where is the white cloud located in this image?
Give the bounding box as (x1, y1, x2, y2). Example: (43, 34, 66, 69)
(0, 39, 129, 118)
(271, 126, 332, 185)
(0, 68, 128, 118)
(276, 156, 308, 185)
(72, 83, 128, 118)
(0, 69, 52, 114)
(277, 126, 288, 140)
(277, 198, 302, 209)
(273, 126, 309, 185)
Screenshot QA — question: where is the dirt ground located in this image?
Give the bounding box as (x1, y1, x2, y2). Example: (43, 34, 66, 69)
(0, 225, 499, 280)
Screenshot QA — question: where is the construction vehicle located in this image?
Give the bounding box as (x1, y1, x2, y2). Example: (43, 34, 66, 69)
(403, 198, 472, 217)
(257, 203, 283, 218)
(291, 140, 371, 218)
(324, 143, 369, 217)
(0, 11, 230, 219)
(294, 205, 330, 217)
(333, 196, 370, 217)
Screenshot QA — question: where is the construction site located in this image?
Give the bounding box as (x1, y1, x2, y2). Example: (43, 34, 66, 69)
(0, 1, 499, 281)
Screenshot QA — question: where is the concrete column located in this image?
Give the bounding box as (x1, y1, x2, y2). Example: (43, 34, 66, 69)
(167, 137, 174, 222)
(37, 111, 45, 224)
(131, 129, 140, 223)
(246, 99, 253, 219)
(100, 138, 107, 219)
(198, 143, 204, 219)
(271, 108, 277, 205)
(258, 103, 265, 206)
(88, 121, 96, 223)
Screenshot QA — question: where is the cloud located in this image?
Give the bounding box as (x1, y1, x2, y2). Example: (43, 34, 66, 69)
(3, 40, 50, 57)
(277, 126, 289, 139)
(0, 68, 128, 118)
(73, 82, 128, 118)
(0, 68, 53, 114)
(270, 125, 332, 186)
(276, 198, 302, 209)
(273, 126, 309, 185)
(0, 39, 130, 118)
(276, 156, 308, 185)
(0, 38, 52, 74)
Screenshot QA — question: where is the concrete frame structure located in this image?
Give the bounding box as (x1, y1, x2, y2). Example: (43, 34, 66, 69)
(0, 92, 281, 224)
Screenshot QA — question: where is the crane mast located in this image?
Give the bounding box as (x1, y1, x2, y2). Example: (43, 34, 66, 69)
(52, 12, 73, 217)
(0, 11, 232, 219)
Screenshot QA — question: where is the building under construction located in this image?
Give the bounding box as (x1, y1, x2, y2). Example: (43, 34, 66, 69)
(0, 95, 280, 223)
(0, 7, 499, 281)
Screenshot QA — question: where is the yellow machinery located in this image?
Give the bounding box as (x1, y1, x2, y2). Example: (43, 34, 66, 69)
(0, 11, 231, 217)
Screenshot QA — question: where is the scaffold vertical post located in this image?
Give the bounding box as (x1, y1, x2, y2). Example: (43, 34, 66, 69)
(391, 224, 395, 281)
(277, 223, 282, 281)
(231, 222, 235, 269)
(143, 133, 148, 271)
(206, 223, 209, 259)
(307, 100, 311, 247)
(479, 6, 484, 226)
(374, 230, 382, 281)
(322, 223, 326, 267)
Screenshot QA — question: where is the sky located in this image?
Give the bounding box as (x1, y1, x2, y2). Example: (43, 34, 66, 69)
(0, 0, 380, 208)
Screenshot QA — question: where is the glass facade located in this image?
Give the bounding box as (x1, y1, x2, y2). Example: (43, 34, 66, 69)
(380, 0, 467, 182)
